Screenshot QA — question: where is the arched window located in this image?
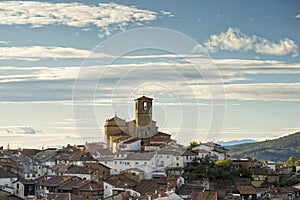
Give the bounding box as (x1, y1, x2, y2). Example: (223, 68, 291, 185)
(143, 101, 147, 110)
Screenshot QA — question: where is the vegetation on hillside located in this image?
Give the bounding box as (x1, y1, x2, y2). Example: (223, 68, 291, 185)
(228, 131, 300, 162)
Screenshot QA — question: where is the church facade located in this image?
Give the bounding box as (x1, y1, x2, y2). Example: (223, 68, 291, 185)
(104, 96, 172, 152)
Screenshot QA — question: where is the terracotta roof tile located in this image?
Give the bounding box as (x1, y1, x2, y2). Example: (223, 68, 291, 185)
(237, 186, 256, 195)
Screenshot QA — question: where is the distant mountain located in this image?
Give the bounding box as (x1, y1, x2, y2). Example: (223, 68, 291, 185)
(218, 139, 256, 147)
(227, 131, 300, 162)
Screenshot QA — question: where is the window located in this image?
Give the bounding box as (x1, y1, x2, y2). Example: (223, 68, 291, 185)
(135, 162, 138, 165)
(17, 183, 19, 189)
(176, 163, 179, 167)
(143, 101, 147, 110)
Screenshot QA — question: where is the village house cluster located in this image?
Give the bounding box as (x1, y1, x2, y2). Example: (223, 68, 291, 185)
(1, 96, 300, 200)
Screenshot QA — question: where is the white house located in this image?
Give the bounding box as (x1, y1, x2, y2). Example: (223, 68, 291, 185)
(193, 142, 228, 160)
(296, 165, 300, 173)
(157, 145, 184, 169)
(182, 150, 198, 165)
(265, 161, 276, 171)
(103, 181, 140, 199)
(99, 151, 157, 179)
(118, 137, 141, 152)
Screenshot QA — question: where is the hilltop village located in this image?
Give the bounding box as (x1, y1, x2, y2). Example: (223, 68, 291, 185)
(1, 96, 300, 200)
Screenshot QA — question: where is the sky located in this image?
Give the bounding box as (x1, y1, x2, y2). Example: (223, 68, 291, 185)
(0, 0, 299, 148)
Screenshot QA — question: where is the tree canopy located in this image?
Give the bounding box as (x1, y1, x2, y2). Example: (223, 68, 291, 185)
(187, 141, 199, 150)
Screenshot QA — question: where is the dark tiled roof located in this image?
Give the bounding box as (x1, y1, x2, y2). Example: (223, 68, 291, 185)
(38, 176, 75, 187)
(50, 163, 72, 173)
(237, 186, 256, 195)
(0, 189, 24, 200)
(182, 150, 198, 156)
(78, 181, 103, 191)
(59, 180, 103, 191)
(42, 193, 86, 200)
(194, 149, 209, 154)
(134, 178, 167, 195)
(176, 184, 205, 195)
(135, 96, 153, 100)
(65, 166, 97, 174)
(58, 179, 83, 191)
(156, 132, 171, 137)
(190, 191, 218, 200)
(105, 174, 138, 188)
(21, 149, 40, 157)
(13, 175, 46, 185)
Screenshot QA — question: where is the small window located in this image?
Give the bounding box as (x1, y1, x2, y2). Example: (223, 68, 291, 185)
(143, 101, 147, 110)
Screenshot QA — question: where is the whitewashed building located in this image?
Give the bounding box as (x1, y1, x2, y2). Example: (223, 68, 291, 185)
(193, 142, 228, 160)
(157, 145, 184, 169)
(99, 151, 157, 179)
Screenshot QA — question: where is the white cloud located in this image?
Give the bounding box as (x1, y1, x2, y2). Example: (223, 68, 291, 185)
(203, 28, 255, 52)
(0, 1, 159, 37)
(203, 27, 298, 57)
(0, 46, 112, 61)
(0, 41, 8, 45)
(295, 14, 300, 19)
(160, 10, 174, 17)
(0, 58, 300, 102)
(0, 126, 43, 135)
(191, 83, 300, 101)
(224, 83, 300, 101)
(255, 38, 298, 57)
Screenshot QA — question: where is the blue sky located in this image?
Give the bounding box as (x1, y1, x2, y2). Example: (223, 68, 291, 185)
(0, 0, 299, 148)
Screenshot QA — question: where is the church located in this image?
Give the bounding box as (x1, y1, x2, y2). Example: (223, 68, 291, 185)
(104, 96, 173, 152)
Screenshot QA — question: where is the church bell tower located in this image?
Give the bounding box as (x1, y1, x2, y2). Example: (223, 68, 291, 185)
(135, 96, 153, 127)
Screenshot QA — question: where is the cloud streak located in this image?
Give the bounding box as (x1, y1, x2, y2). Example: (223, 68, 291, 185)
(203, 27, 298, 57)
(0, 126, 43, 135)
(0, 58, 299, 102)
(0, 1, 161, 37)
(0, 46, 113, 61)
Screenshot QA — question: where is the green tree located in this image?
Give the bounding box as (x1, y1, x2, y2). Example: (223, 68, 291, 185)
(187, 141, 199, 150)
(285, 156, 295, 167)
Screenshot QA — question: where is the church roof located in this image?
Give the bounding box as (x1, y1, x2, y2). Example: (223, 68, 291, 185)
(156, 131, 171, 136)
(106, 116, 126, 123)
(135, 96, 153, 100)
